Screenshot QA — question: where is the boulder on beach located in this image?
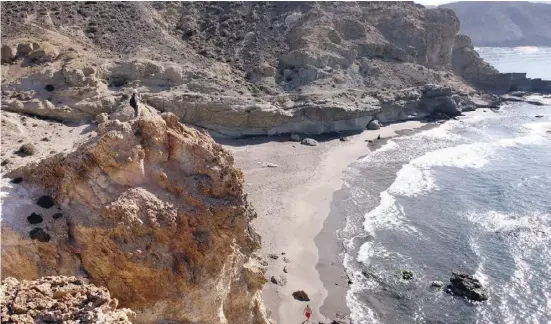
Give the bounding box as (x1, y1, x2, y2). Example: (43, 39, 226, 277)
(446, 272, 489, 301)
(17, 43, 34, 56)
(292, 290, 310, 301)
(1, 44, 16, 63)
(367, 119, 382, 130)
(301, 138, 318, 146)
(270, 275, 287, 286)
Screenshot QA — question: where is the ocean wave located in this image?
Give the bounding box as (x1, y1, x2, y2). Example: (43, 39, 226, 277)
(409, 120, 464, 141)
(387, 164, 436, 197)
(343, 252, 381, 324)
(512, 46, 545, 54)
(376, 139, 399, 152)
(384, 142, 492, 197)
(522, 121, 551, 135)
(362, 191, 418, 234)
(386, 129, 548, 198)
(466, 210, 551, 245)
(467, 210, 551, 323)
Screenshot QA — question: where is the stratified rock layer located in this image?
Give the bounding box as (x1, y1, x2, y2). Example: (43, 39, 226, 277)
(1, 276, 135, 323)
(1, 1, 524, 137)
(1, 112, 271, 324)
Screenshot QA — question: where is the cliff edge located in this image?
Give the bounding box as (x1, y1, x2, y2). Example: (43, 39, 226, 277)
(1, 111, 272, 323)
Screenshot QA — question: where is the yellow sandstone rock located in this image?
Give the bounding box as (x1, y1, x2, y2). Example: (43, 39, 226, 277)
(1, 113, 271, 324)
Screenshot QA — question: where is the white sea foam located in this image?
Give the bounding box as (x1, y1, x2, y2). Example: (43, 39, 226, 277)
(362, 191, 418, 234)
(384, 142, 492, 197)
(387, 164, 436, 197)
(376, 139, 399, 152)
(343, 251, 381, 324)
(468, 210, 551, 323)
(512, 46, 543, 54)
(522, 121, 551, 135)
(410, 120, 463, 141)
(467, 210, 551, 250)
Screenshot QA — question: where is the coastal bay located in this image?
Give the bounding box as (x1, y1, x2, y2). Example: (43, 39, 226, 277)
(223, 121, 428, 323)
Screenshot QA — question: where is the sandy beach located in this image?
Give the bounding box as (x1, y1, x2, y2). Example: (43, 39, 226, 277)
(221, 120, 430, 324)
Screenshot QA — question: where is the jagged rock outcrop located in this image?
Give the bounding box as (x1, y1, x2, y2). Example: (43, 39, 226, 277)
(451, 33, 551, 94)
(1, 1, 547, 136)
(1, 112, 272, 324)
(445, 272, 489, 301)
(1, 1, 477, 137)
(1, 276, 135, 323)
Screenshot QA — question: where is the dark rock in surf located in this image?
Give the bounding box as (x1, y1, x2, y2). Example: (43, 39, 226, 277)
(401, 269, 414, 280)
(446, 272, 488, 301)
(431, 280, 444, 288)
(330, 311, 352, 324)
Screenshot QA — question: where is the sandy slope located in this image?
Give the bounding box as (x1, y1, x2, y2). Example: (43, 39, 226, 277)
(1, 111, 97, 176)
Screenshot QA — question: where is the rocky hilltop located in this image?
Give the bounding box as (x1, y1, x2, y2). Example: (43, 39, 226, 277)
(2, 1, 547, 138)
(1, 111, 272, 323)
(442, 1, 551, 47)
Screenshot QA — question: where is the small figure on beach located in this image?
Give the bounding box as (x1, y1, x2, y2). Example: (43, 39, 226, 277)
(303, 304, 312, 323)
(129, 89, 140, 118)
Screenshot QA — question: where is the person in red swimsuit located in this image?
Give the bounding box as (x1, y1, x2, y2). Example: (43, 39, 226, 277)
(304, 304, 312, 322)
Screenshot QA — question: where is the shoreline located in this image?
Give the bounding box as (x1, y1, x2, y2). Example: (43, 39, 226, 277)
(315, 123, 439, 322)
(222, 120, 434, 323)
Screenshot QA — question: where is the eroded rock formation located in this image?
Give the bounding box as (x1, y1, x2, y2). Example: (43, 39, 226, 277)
(0, 1, 515, 137)
(1, 112, 272, 323)
(1, 276, 135, 323)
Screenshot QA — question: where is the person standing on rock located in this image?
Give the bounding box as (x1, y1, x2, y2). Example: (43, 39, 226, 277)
(303, 304, 312, 323)
(129, 89, 140, 119)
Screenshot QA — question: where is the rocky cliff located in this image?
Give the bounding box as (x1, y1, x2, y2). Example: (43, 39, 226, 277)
(1, 112, 272, 323)
(1, 1, 523, 137)
(1, 276, 136, 323)
(442, 1, 551, 47)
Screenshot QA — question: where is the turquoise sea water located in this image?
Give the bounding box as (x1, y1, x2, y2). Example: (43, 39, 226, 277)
(340, 48, 551, 323)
